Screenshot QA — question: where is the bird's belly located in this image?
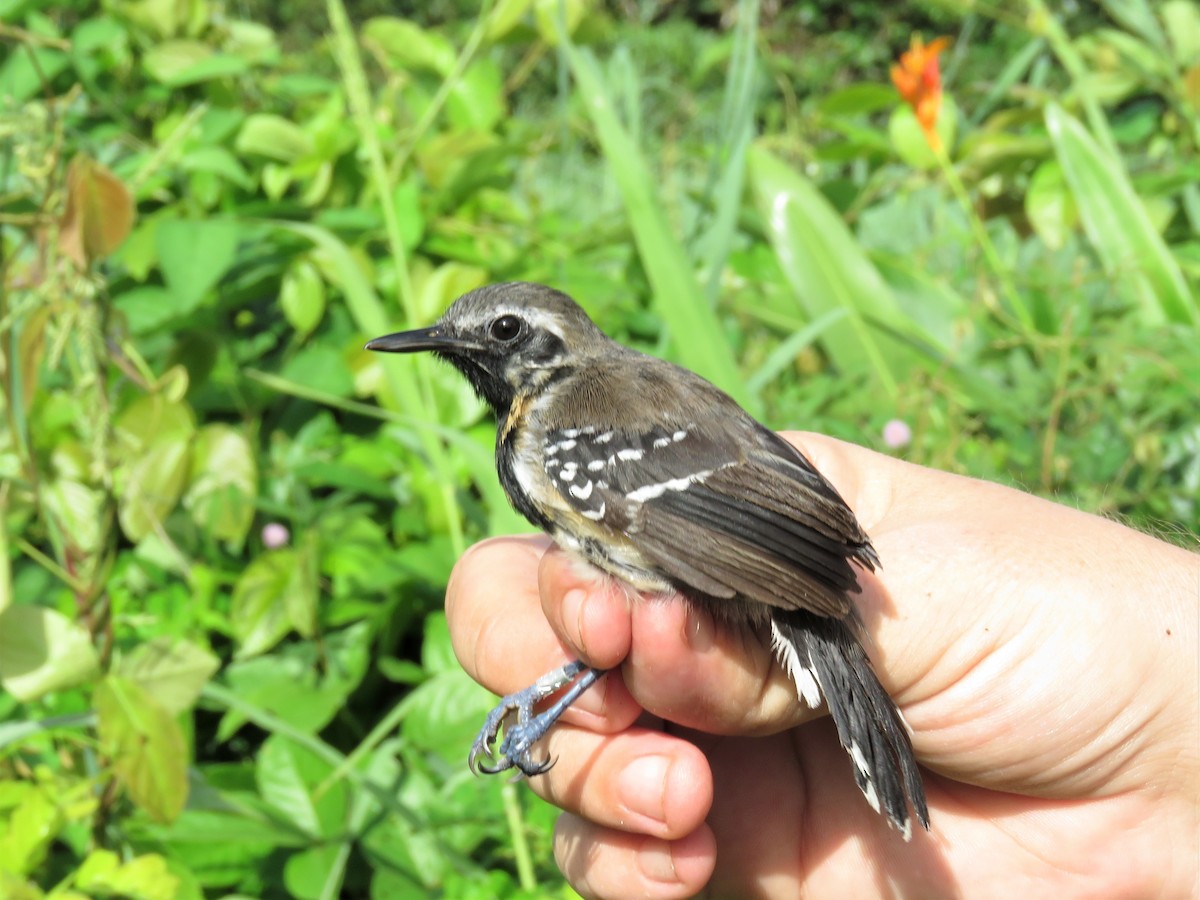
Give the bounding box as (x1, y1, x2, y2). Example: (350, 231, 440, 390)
(551, 526, 674, 595)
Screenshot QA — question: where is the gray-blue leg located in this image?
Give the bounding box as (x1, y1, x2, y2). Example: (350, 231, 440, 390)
(469, 661, 607, 777)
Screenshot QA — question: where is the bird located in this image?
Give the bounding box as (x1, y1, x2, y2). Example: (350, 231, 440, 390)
(366, 281, 929, 839)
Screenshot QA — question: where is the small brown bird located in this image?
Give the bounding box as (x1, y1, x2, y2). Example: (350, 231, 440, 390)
(367, 282, 928, 838)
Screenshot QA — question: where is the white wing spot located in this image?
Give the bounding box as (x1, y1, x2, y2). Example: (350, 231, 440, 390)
(652, 436, 672, 449)
(625, 469, 713, 503)
(558, 439, 577, 451)
(617, 448, 644, 462)
(769, 620, 822, 708)
(587, 459, 607, 472)
(559, 462, 578, 482)
(545, 443, 559, 457)
(672, 429, 688, 441)
(596, 480, 609, 490)
(582, 502, 606, 521)
(594, 431, 613, 444)
(569, 480, 595, 500)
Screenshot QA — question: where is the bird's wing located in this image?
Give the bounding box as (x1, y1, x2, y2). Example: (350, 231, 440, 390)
(541, 419, 872, 618)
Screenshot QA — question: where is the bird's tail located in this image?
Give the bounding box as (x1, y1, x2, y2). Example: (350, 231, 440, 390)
(769, 609, 929, 839)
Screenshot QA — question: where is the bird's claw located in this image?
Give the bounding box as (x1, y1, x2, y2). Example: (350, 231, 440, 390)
(468, 688, 556, 778)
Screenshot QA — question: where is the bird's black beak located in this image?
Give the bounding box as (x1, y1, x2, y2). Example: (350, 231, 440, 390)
(365, 326, 481, 354)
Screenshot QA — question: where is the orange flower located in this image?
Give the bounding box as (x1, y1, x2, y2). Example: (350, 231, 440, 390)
(890, 35, 951, 152)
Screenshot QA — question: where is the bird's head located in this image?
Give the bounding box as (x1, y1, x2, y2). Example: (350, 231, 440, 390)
(366, 282, 609, 414)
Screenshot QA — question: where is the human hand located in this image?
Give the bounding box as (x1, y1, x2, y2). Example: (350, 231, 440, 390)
(446, 433, 1199, 898)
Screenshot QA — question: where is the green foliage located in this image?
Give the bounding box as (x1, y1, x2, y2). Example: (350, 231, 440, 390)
(1, 0, 1197, 896)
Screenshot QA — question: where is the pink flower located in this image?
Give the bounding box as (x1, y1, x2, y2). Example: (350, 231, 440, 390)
(882, 419, 912, 449)
(262, 523, 290, 549)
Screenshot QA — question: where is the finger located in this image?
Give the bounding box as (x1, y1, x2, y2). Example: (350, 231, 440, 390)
(540, 545, 828, 736)
(525, 724, 713, 840)
(554, 813, 716, 900)
(446, 535, 641, 728)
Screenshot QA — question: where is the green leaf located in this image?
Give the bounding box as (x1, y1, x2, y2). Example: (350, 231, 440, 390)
(1025, 159, 1077, 252)
(95, 676, 189, 824)
(184, 424, 258, 545)
(0, 605, 100, 701)
(280, 259, 327, 338)
(362, 17, 455, 75)
(0, 784, 61, 876)
(256, 736, 323, 838)
(561, 42, 756, 413)
(230, 551, 293, 658)
(1045, 104, 1197, 326)
(235, 113, 315, 162)
(117, 436, 191, 542)
(155, 219, 241, 313)
(75, 849, 181, 900)
(747, 143, 914, 395)
(116, 638, 220, 715)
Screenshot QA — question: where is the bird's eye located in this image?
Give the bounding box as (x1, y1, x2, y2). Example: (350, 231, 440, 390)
(489, 315, 523, 342)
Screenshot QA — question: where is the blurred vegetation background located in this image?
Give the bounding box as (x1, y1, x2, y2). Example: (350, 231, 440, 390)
(1, 0, 1197, 897)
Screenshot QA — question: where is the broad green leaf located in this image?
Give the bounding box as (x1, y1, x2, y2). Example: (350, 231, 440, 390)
(1025, 159, 1077, 251)
(155, 219, 241, 313)
(256, 736, 323, 838)
(284, 844, 345, 900)
(0, 784, 60, 876)
(218, 656, 342, 739)
(141, 39, 212, 83)
(0, 605, 100, 701)
(747, 143, 914, 395)
(562, 42, 756, 413)
(446, 59, 504, 131)
(94, 676, 188, 824)
(1045, 104, 1197, 326)
(116, 638, 220, 715)
(184, 424, 258, 545)
(117, 436, 191, 542)
(1163, 0, 1200, 65)
(280, 259, 327, 337)
(75, 849, 180, 900)
(235, 113, 314, 162)
(362, 17, 455, 75)
(230, 550, 318, 657)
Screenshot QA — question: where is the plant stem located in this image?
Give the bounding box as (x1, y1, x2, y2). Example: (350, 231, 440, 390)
(934, 145, 1035, 333)
(502, 782, 536, 891)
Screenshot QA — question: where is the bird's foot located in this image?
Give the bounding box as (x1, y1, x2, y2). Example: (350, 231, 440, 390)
(468, 661, 605, 778)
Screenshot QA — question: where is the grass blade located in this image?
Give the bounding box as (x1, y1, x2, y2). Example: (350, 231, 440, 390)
(1045, 104, 1197, 326)
(748, 143, 923, 397)
(560, 40, 757, 414)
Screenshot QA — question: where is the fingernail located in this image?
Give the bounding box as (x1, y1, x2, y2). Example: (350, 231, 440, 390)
(638, 838, 679, 884)
(562, 588, 588, 654)
(618, 755, 670, 825)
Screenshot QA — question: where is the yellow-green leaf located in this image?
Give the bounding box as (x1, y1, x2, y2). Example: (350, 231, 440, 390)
(116, 638, 220, 715)
(94, 676, 188, 824)
(0, 606, 100, 702)
(183, 424, 258, 545)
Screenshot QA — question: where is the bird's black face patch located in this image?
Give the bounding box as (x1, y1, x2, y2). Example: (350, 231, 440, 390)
(434, 313, 569, 415)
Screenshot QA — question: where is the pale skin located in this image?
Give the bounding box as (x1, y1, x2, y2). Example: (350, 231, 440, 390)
(446, 433, 1200, 899)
